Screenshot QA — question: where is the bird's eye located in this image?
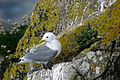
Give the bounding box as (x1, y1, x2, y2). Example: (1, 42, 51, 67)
(46, 36, 48, 38)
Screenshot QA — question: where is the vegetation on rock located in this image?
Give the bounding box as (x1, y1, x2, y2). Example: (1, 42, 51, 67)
(2, 0, 120, 80)
(0, 25, 28, 57)
(0, 24, 28, 80)
(75, 26, 101, 47)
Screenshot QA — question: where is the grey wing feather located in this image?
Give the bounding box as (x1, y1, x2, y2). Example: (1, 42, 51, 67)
(24, 44, 58, 62)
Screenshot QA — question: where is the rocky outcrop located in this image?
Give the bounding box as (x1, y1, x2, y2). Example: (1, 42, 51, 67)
(28, 35, 120, 80)
(3, 0, 120, 80)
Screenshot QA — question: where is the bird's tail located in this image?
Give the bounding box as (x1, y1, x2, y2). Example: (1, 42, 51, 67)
(18, 57, 32, 64)
(10, 57, 29, 64)
(10, 58, 21, 62)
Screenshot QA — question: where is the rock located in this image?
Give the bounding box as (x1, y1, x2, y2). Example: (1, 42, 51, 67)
(28, 35, 120, 80)
(3, 0, 120, 80)
(28, 63, 76, 80)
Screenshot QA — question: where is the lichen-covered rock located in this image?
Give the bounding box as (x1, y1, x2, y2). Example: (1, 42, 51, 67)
(28, 35, 120, 80)
(2, 0, 120, 80)
(27, 63, 77, 80)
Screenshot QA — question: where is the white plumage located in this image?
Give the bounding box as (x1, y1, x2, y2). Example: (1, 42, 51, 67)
(18, 32, 62, 65)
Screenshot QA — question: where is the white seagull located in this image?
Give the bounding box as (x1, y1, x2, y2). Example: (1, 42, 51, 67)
(18, 32, 62, 69)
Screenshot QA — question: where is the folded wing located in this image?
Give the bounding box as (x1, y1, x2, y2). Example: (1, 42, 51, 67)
(24, 44, 58, 62)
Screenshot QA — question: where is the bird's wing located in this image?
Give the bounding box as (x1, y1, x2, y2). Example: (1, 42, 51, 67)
(24, 44, 58, 62)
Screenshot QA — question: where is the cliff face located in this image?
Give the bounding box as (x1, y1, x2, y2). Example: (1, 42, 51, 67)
(28, 38, 120, 80)
(3, 0, 120, 80)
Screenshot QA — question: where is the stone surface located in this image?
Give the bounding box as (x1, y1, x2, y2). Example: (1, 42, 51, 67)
(28, 36, 120, 80)
(2, 0, 120, 80)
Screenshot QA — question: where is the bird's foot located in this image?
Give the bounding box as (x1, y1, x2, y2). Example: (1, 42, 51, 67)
(42, 63, 53, 70)
(27, 63, 53, 75)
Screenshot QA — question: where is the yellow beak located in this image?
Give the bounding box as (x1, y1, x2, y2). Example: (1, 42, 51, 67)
(39, 39, 46, 43)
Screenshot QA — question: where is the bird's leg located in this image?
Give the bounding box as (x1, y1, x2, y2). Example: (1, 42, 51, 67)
(39, 62, 48, 70)
(40, 63, 46, 69)
(46, 62, 53, 70)
(30, 62, 34, 70)
(27, 63, 46, 72)
(43, 63, 48, 69)
(41, 62, 53, 70)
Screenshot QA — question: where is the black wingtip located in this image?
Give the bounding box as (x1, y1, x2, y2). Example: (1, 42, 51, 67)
(10, 58, 21, 62)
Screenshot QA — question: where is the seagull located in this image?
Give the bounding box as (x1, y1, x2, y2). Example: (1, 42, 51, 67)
(18, 32, 62, 70)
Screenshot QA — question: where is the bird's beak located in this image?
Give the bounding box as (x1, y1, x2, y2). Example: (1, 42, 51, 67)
(39, 39, 45, 43)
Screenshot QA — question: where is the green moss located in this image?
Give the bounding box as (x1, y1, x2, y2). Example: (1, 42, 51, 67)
(68, 0, 86, 19)
(78, 0, 120, 72)
(3, 0, 120, 80)
(75, 27, 100, 47)
(3, 0, 86, 79)
(3, 25, 86, 80)
(52, 26, 86, 63)
(83, 0, 120, 46)
(83, 48, 90, 55)
(86, 8, 94, 14)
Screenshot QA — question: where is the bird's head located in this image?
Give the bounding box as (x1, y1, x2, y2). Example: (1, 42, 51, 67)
(41, 32, 57, 42)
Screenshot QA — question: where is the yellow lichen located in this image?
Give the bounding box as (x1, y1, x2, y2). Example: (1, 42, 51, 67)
(84, 0, 120, 46)
(83, 48, 91, 55)
(3, 0, 120, 80)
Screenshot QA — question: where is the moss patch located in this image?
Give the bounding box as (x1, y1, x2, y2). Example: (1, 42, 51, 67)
(3, 0, 120, 80)
(83, 0, 120, 47)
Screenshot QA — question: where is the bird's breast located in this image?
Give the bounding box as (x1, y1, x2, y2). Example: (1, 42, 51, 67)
(46, 40, 62, 52)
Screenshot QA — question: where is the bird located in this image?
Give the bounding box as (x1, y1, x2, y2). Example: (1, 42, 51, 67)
(18, 32, 62, 70)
